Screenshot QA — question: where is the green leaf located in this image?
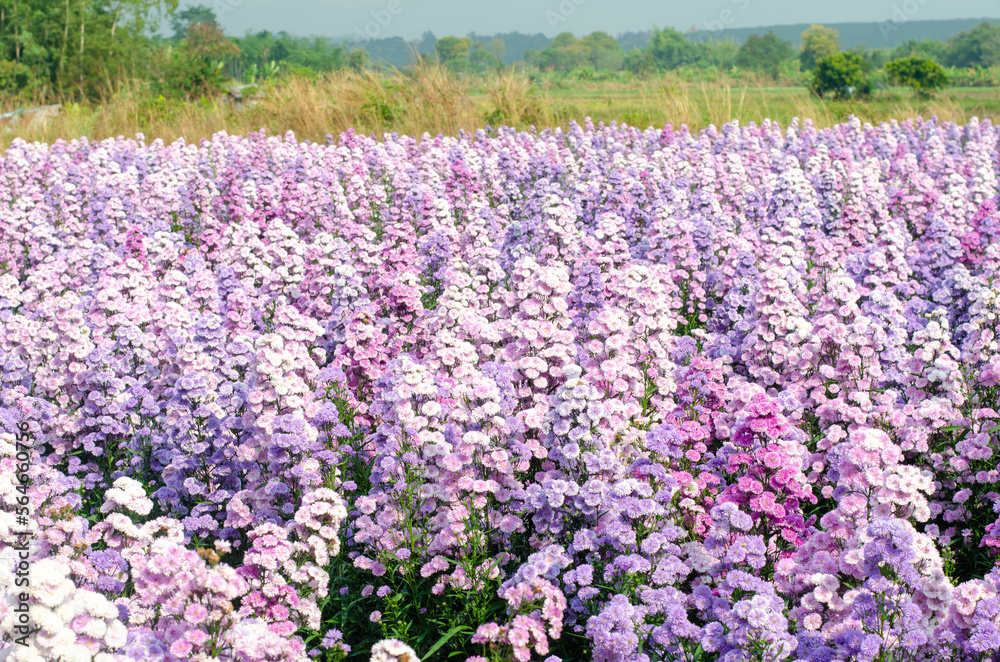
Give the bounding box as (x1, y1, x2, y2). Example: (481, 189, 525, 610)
(421, 625, 468, 661)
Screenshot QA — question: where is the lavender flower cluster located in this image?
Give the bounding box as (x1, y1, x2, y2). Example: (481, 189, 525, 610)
(0, 115, 999, 661)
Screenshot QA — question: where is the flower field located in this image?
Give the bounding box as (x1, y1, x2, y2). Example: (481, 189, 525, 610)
(0, 115, 999, 662)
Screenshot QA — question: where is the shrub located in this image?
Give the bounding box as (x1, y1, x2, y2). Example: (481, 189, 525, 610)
(0, 60, 39, 98)
(810, 52, 868, 99)
(885, 56, 949, 98)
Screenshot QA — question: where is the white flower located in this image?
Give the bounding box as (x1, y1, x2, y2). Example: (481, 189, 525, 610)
(105, 513, 141, 539)
(100, 477, 153, 516)
(370, 639, 421, 662)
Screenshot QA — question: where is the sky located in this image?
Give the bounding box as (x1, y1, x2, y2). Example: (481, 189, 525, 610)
(194, 0, 1000, 41)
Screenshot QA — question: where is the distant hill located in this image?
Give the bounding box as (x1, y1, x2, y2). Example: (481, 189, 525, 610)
(683, 18, 999, 49)
(339, 30, 550, 68)
(467, 32, 553, 64)
(617, 31, 654, 53)
(331, 18, 1000, 68)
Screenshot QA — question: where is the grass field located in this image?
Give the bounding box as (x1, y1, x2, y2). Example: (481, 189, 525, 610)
(468, 80, 1000, 132)
(2, 65, 999, 148)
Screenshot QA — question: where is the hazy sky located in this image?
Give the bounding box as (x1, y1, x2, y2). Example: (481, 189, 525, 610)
(195, 0, 1000, 41)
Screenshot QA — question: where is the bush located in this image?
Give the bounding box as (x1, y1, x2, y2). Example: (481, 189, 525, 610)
(944, 64, 1000, 87)
(0, 60, 40, 98)
(885, 56, 949, 97)
(810, 52, 867, 99)
(736, 32, 795, 80)
(147, 42, 230, 100)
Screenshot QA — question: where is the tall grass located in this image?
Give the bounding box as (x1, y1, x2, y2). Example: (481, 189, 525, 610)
(482, 68, 557, 128)
(2, 64, 999, 148)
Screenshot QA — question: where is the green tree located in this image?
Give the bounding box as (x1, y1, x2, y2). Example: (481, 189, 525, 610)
(417, 31, 436, 56)
(811, 51, 865, 99)
(694, 38, 739, 71)
(645, 26, 695, 71)
(170, 3, 215, 40)
(0, 58, 36, 94)
(891, 38, 946, 63)
(232, 32, 345, 75)
(0, 0, 178, 99)
(579, 31, 624, 71)
(155, 16, 237, 98)
(269, 38, 290, 62)
(800, 24, 840, 71)
(347, 47, 366, 72)
(623, 48, 656, 75)
(885, 56, 948, 97)
(489, 38, 505, 62)
(944, 21, 1000, 68)
(736, 31, 793, 78)
(857, 45, 891, 71)
(527, 33, 568, 70)
(469, 40, 499, 72)
(434, 35, 471, 67)
(527, 32, 586, 71)
(184, 20, 238, 60)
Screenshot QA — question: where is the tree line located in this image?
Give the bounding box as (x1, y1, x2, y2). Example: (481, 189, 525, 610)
(2, 1, 999, 104)
(0, 0, 353, 101)
(521, 21, 1000, 80)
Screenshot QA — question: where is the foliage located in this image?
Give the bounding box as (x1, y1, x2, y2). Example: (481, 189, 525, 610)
(0, 0, 178, 98)
(736, 32, 794, 79)
(644, 25, 697, 71)
(4, 6, 1000, 109)
(434, 36, 472, 70)
(169, 3, 215, 40)
(891, 38, 948, 64)
(488, 38, 505, 62)
(184, 21, 239, 60)
(944, 64, 1000, 87)
(468, 41, 500, 73)
(347, 48, 367, 73)
(851, 44, 891, 73)
(151, 43, 228, 98)
(810, 51, 867, 99)
(696, 38, 739, 71)
(944, 20, 1000, 68)
(799, 24, 840, 71)
(525, 31, 625, 72)
(885, 56, 948, 97)
(232, 31, 347, 75)
(0, 58, 37, 96)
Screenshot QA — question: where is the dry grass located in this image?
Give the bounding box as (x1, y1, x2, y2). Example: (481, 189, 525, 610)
(482, 68, 558, 128)
(2, 66, 999, 149)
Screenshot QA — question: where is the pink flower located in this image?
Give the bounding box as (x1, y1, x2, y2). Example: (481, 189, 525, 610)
(472, 623, 502, 643)
(737, 476, 764, 495)
(183, 603, 209, 625)
(169, 640, 193, 658)
(762, 451, 785, 469)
